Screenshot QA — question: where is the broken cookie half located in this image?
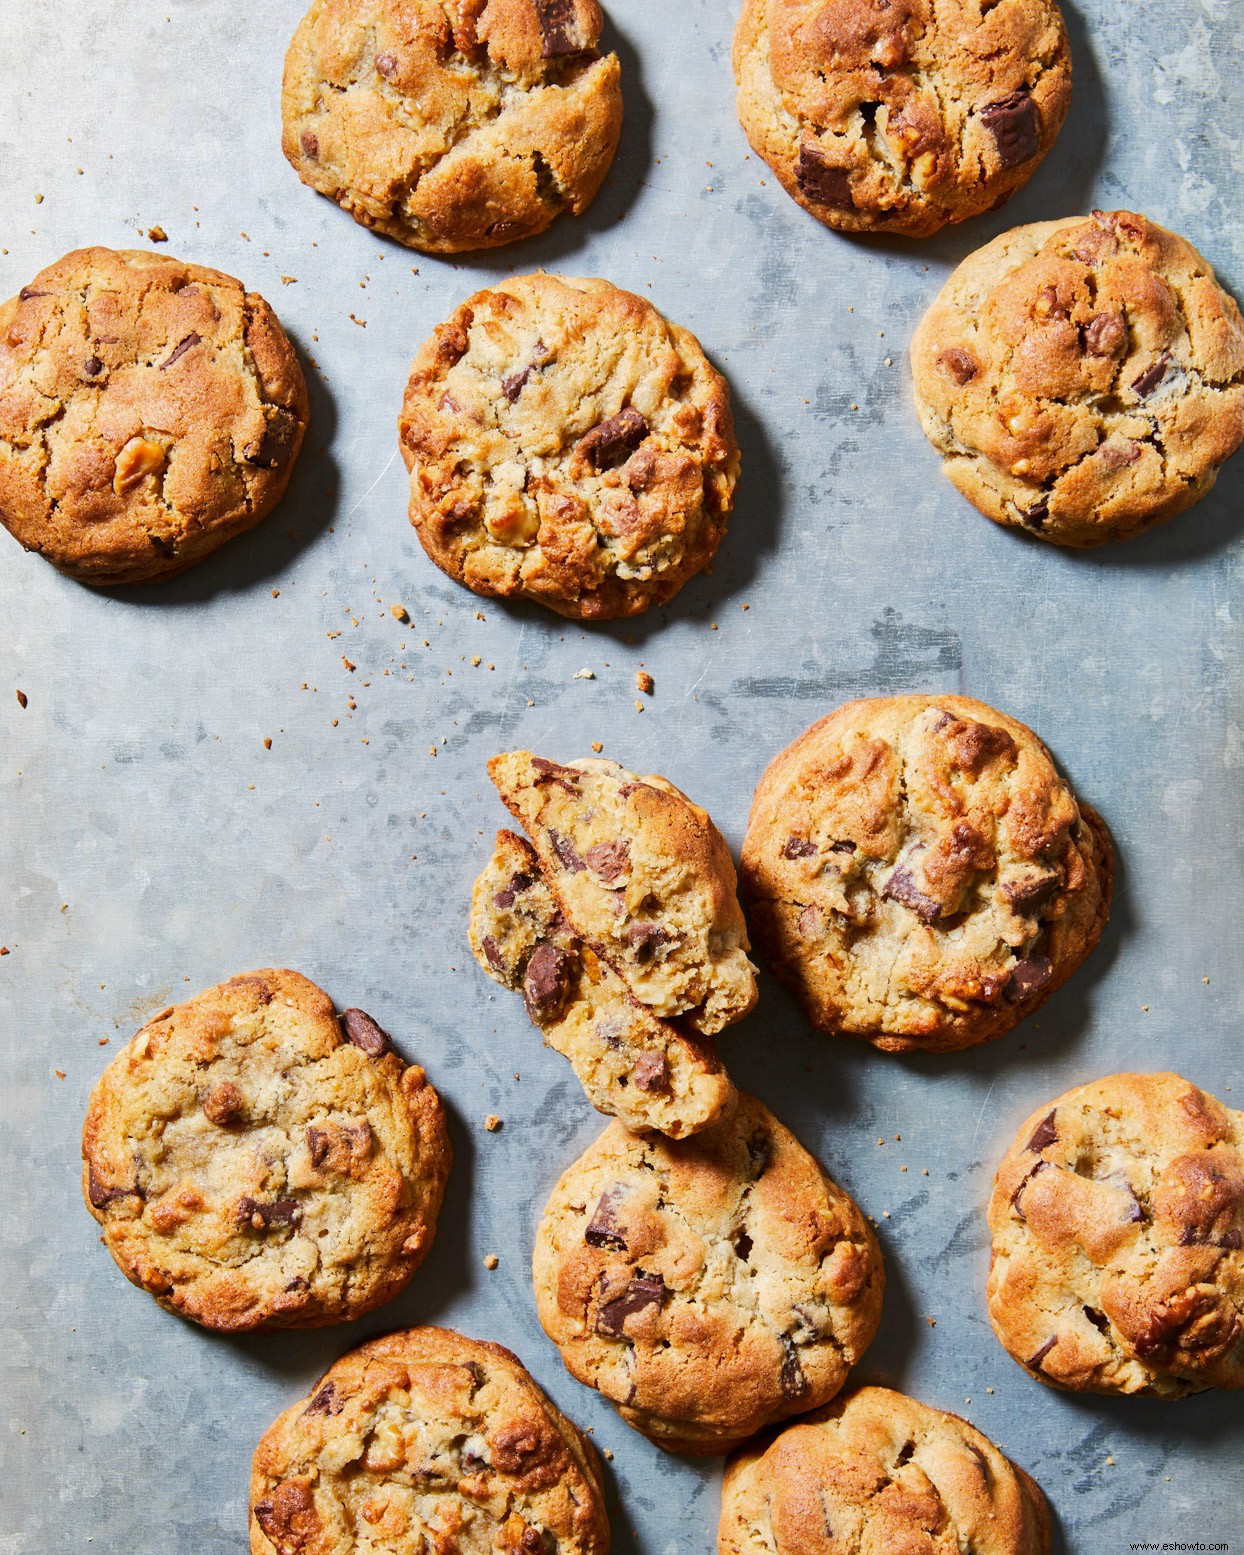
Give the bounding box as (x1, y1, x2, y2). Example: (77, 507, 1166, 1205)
(469, 751, 759, 1135)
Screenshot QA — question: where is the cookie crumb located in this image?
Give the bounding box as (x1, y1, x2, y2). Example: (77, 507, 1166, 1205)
(471, 656, 482, 666)
(341, 656, 356, 672)
(590, 741, 603, 753)
(390, 603, 409, 622)
(635, 670, 655, 695)
(15, 689, 27, 708)
(281, 275, 297, 285)
(0, 947, 9, 955)
(263, 737, 272, 750)
(633, 699, 644, 713)
(573, 668, 595, 680)
(147, 225, 167, 242)
(603, 1448, 613, 1460)
(925, 1316, 936, 1327)
(54, 1069, 66, 1079)
(985, 1386, 994, 1394)
(484, 1114, 502, 1132)
(483, 1254, 499, 1270)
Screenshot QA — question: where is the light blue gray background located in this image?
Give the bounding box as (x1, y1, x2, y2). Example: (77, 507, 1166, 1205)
(1, 1, 1241, 1549)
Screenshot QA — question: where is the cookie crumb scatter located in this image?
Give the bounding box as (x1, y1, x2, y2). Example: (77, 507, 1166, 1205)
(15, 689, 27, 708)
(483, 1254, 499, 1270)
(635, 671, 655, 695)
(484, 1114, 502, 1132)
(147, 225, 167, 242)
(390, 603, 409, 622)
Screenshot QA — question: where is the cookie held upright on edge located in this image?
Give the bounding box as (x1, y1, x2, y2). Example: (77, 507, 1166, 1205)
(533, 1093, 883, 1454)
(741, 695, 1113, 1052)
(719, 1387, 1051, 1555)
(399, 273, 740, 618)
(0, 248, 309, 585)
(250, 1326, 610, 1555)
(911, 211, 1244, 544)
(987, 1072, 1244, 1398)
(282, 0, 623, 253)
(732, 0, 1071, 238)
(471, 828, 738, 1137)
(83, 970, 451, 1331)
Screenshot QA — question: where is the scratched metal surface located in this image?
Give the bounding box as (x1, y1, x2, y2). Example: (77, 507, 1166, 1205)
(2, 0, 1242, 1549)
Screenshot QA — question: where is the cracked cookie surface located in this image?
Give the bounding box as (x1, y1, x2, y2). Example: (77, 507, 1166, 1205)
(250, 1326, 610, 1555)
(282, 0, 623, 253)
(399, 273, 739, 618)
(470, 828, 738, 1137)
(987, 1072, 1244, 1398)
(740, 695, 1113, 1053)
(911, 211, 1244, 544)
(732, 0, 1071, 238)
(719, 1386, 1050, 1555)
(83, 970, 451, 1332)
(533, 1093, 883, 1454)
(0, 247, 308, 585)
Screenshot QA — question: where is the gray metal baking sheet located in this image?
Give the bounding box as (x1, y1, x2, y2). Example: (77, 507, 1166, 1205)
(2, 0, 1242, 1548)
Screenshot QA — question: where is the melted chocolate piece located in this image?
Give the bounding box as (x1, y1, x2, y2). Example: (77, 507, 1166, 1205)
(502, 365, 534, 402)
(1083, 1306, 1111, 1335)
(632, 1051, 669, 1093)
(576, 407, 649, 470)
(1026, 1335, 1057, 1371)
(1005, 955, 1053, 1003)
(548, 828, 584, 873)
(830, 840, 857, 854)
(779, 1336, 808, 1398)
(523, 942, 573, 1021)
(585, 1183, 629, 1250)
(237, 1196, 302, 1230)
(596, 1274, 665, 1337)
(342, 1007, 391, 1057)
(781, 836, 817, 859)
(584, 840, 629, 882)
(1026, 1109, 1058, 1152)
(796, 142, 854, 208)
(980, 91, 1039, 168)
(481, 934, 507, 973)
(304, 1381, 344, 1416)
(18, 287, 50, 300)
(626, 920, 670, 961)
(83, 355, 103, 377)
(534, 0, 588, 56)
(160, 332, 201, 370)
(243, 413, 298, 471)
(87, 1165, 142, 1209)
(531, 756, 580, 792)
(883, 865, 941, 924)
(1020, 501, 1049, 531)
(1131, 351, 1173, 398)
(493, 871, 533, 909)
(1003, 870, 1060, 913)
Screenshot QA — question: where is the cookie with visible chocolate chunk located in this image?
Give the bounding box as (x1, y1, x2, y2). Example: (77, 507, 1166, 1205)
(82, 970, 451, 1331)
(0, 248, 308, 585)
(533, 1093, 883, 1454)
(911, 212, 1244, 544)
(250, 1326, 610, 1555)
(740, 695, 1112, 1053)
(399, 273, 739, 618)
(282, 0, 622, 253)
(719, 1387, 1051, 1555)
(732, 0, 1071, 238)
(471, 829, 737, 1136)
(987, 1072, 1244, 1398)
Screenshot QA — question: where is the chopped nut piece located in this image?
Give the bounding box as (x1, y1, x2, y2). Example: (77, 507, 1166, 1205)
(113, 436, 166, 494)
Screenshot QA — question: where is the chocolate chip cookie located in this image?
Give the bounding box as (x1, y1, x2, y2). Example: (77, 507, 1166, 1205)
(911, 211, 1244, 544)
(83, 970, 451, 1331)
(740, 695, 1113, 1053)
(719, 1387, 1051, 1555)
(987, 1072, 1244, 1398)
(282, 0, 623, 253)
(398, 273, 739, 618)
(732, 0, 1071, 238)
(533, 1093, 883, 1454)
(250, 1326, 609, 1555)
(471, 828, 738, 1137)
(0, 247, 309, 585)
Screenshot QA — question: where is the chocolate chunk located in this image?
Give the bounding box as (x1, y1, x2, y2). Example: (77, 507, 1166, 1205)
(1098, 440, 1142, 469)
(830, 840, 857, 854)
(342, 1007, 391, 1057)
(1020, 501, 1049, 531)
(160, 332, 201, 370)
(883, 865, 941, 924)
(237, 1196, 302, 1230)
(284, 1276, 309, 1292)
(1026, 1335, 1057, 1371)
(632, 1051, 669, 1093)
(523, 942, 572, 1021)
(576, 407, 649, 471)
(202, 1080, 245, 1127)
(481, 934, 507, 973)
(980, 91, 1039, 169)
(625, 920, 670, 962)
(1027, 1109, 1058, 1153)
(796, 142, 854, 208)
(797, 904, 823, 937)
(1119, 1184, 1145, 1223)
(1083, 1306, 1111, 1335)
(584, 840, 630, 882)
(374, 50, 398, 79)
(548, 828, 584, 873)
(779, 1337, 808, 1399)
(782, 836, 817, 859)
(1005, 955, 1053, 1003)
(531, 756, 580, 792)
(254, 1480, 314, 1547)
(243, 413, 299, 472)
(1011, 1158, 1048, 1217)
(87, 1165, 141, 1209)
(494, 871, 533, 910)
(299, 131, 319, 159)
(502, 365, 534, 402)
(83, 355, 103, 377)
(596, 1274, 665, 1338)
(1131, 351, 1173, 398)
(18, 287, 50, 300)
(304, 1381, 344, 1416)
(1003, 870, 1060, 913)
(1084, 312, 1126, 357)
(535, 0, 587, 56)
(585, 1183, 629, 1250)
(306, 1121, 372, 1171)
(940, 348, 977, 385)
